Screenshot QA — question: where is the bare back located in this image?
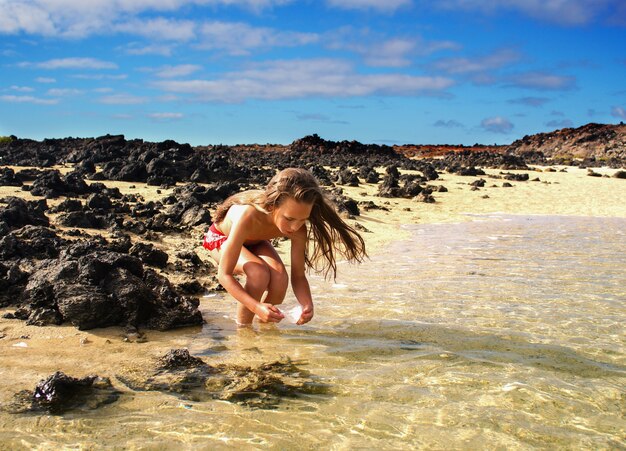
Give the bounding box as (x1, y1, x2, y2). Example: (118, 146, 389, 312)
(215, 204, 283, 244)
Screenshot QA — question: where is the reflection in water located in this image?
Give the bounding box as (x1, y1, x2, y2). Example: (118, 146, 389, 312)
(1, 215, 625, 449)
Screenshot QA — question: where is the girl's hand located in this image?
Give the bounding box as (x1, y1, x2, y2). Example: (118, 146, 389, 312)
(254, 303, 284, 323)
(296, 303, 314, 325)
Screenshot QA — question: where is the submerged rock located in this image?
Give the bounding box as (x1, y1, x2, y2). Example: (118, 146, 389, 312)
(5, 371, 120, 414)
(118, 349, 329, 409)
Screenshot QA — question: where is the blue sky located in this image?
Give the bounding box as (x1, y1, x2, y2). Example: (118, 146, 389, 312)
(1, 0, 625, 146)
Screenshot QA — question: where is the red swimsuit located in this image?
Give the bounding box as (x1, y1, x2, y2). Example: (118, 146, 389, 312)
(202, 223, 228, 251)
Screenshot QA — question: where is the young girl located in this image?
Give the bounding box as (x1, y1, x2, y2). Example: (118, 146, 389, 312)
(203, 167, 367, 326)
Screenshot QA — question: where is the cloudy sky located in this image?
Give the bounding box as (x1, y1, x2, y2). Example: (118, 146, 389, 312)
(1, 0, 625, 146)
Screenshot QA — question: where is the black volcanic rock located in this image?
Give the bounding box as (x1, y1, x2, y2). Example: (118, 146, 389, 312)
(0, 197, 49, 236)
(6, 371, 120, 414)
(2, 231, 203, 330)
(129, 242, 169, 268)
(0, 167, 22, 187)
(613, 170, 626, 179)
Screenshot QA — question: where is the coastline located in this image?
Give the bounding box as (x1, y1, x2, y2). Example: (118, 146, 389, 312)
(1, 165, 625, 373)
(1, 162, 625, 449)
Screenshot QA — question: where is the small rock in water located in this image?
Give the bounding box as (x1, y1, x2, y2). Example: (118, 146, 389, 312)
(5, 371, 121, 414)
(158, 348, 205, 370)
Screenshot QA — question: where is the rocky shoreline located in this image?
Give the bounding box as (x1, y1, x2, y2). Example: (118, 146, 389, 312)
(1, 131, 625, 415)
(1, 132, 625, 334)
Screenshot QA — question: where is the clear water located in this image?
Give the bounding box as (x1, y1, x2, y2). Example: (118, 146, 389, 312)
(1, 215, 624, 449)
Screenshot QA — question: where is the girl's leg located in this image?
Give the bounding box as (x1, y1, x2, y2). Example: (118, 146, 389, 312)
(209, 242, 287, 324)
(209, 246, 273, 325)
(246, 240, 289, 307)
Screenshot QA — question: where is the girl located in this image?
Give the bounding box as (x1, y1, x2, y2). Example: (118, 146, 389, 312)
(203, 167, 367, 326)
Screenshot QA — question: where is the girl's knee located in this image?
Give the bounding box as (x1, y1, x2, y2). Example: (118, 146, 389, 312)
(265, 268, 289, 305)
(243, 262, 271, 289)
(272, 269, 289, 294)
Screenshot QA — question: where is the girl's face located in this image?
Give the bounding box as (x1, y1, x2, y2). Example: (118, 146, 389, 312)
(272, 197, 313, 236)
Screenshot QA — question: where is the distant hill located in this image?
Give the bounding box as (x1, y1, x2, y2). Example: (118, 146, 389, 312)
(393, 143, 505, 158)
(506, 122, 626, 161)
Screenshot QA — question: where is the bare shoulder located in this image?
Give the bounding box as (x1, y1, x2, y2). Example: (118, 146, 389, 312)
(227, 204, 259, 222)
(220, 204, 264, 235)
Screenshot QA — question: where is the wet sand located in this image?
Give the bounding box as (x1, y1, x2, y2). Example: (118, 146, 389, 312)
(343, 165, 626, 253)
(1, 164, 625, 398)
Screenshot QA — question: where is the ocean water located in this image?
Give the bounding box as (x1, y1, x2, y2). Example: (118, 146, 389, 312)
(1, 215, 624, 449)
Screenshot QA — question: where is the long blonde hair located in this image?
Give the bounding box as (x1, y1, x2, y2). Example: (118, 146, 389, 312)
(213, 167, 367, 278)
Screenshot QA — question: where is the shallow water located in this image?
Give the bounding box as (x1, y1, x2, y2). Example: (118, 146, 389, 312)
(1, 215, 625, 449)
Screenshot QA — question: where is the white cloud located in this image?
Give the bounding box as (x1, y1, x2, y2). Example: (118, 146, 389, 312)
(47, 88, 83, 96)
(9, 85, 34, 92)
(480, 116, 514, 133)
(147, 112, 184, 121)
(507, 72, 576, 90)
(0, 94, 58, 105)
(434, 0, 619, 25)
(72, 74, 128, 80)
(99, 93, 148, 104)
(152, 58, 454, 102)
(115, 17, 196, 41)
(326, 0, 411, 12)
(326, 28, 458, 68)
(366, 39, 416, 67)
(124, 43, 175, 56)
(434, 119, 463, 128)
(197, 21, 318, 55)
(21, 57, 118, 70)
(611, 106, 626, 120)
(36, 77, 56, 83)
(508, 97, 550, 107)
(154, 64, 203, 78)
(0, 0, 294, 37)
(431, 49, 521, 74)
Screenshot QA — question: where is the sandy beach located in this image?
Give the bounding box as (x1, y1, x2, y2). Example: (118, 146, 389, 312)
(1, 161, 625, 448)
(344, 165, 626, 252)
(1, 164, 624, 363)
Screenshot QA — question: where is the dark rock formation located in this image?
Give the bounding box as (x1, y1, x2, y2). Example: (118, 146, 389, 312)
(502, 172, 530, 182)
(117, 349, 329, 409)
(2, 228, 202, 330)
(5, 371, 120, 414)
(507, 122, 626, 165)
(0, 167, 22, 187)
(129, 242, 169, 268)
(0, 197, 49, 236)
(613, 170, 626, 179)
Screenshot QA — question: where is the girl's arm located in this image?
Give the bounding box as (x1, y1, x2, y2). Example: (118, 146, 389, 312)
(290, 226, 314, 325)
(217, 208, 283, 323)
